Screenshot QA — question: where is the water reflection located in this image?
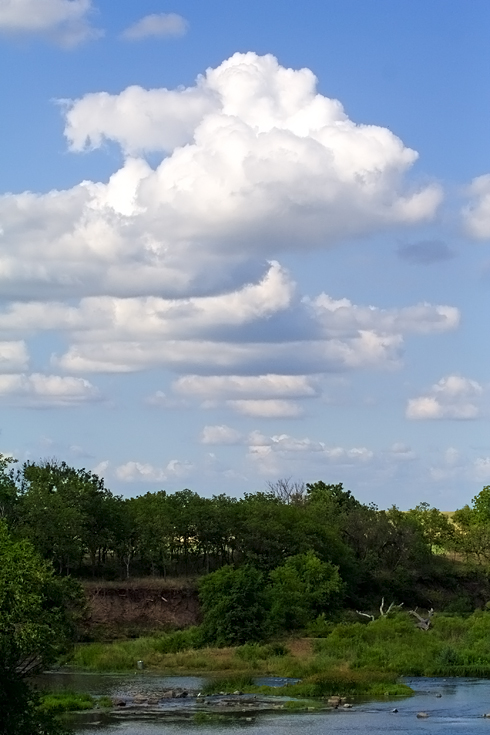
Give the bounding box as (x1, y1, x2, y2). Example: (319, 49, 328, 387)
(38, 675, 490, 734)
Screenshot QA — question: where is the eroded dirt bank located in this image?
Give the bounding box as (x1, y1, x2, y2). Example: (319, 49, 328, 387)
(82, 581, 200, 639)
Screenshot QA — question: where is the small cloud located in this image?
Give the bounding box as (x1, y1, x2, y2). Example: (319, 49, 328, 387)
(200, 425, 242, 445)
(474, 457, 490, 482)
(144, 390, 187, 409)
(116, 461, 166, 482)
(92, 460, 110, 477)
(463, 174, 490, 240)
(0, 372, 101, 407)
(227, 399, 304, 418)
(390, 442, 416, 461)
(115, 458, 193, 483)
(121, 13, 188, 41)
(397, 240, 456, 265)
(406, 375, 484, 420)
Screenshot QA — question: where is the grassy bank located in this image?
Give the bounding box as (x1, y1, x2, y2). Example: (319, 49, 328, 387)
(71, 611, 490, 677)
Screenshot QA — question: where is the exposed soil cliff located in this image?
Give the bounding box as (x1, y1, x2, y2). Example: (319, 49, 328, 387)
(82, 580, 200, 640)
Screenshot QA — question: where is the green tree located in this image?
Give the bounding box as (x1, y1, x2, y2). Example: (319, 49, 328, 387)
(407, 502, 454, 550)
(19, 460, 121, 575)
(0, 520, 84, 733)
(453, 491, 490, 563)
(269, 551, 344, 631)
(199, 565, 268, 645)
(0, 453, 19, 525)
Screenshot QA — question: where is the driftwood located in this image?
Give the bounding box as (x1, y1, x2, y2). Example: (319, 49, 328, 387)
(409, 608, 434, 631)
(356, 597, 404, 621)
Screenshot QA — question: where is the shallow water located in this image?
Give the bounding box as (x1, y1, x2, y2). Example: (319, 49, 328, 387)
(39, 674, 490, 734)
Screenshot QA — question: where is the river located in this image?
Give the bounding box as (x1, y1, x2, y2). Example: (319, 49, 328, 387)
(37, 674, 490, 734)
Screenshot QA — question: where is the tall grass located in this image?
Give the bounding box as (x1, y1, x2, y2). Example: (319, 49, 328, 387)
(313, 611, 490, 677)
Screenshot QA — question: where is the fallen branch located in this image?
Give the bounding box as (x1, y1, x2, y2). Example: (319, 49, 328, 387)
(409, 607, 434, 631)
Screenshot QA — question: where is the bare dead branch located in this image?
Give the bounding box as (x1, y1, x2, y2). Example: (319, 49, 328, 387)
(409, 607, 434, 630)
(356, 610, 375, 621)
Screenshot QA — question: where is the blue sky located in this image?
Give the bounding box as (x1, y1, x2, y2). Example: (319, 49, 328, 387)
(1, 0, 490, 508)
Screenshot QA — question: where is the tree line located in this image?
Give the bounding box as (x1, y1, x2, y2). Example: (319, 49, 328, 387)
(2, 454, 490, 610)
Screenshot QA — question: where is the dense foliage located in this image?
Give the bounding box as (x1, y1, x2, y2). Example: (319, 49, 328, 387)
(0, 520, 84, 734)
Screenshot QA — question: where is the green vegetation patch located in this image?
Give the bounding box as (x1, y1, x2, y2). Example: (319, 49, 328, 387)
(313, 611, 490, 678)
(40, 692, 94, 714)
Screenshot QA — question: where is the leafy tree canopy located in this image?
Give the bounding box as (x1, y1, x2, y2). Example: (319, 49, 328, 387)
(0, 520, 84, 734)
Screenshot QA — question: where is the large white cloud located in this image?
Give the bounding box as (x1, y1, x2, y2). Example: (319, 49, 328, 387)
(0, 54, 442, 299)
(0, 0, 101, 46)
(406, 375, 484, 420)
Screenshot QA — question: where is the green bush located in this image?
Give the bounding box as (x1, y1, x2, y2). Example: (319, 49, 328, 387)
(154, 627, 204, 654)
(199, 565, 269, 646)
(306, 614, 335, 638)
(268, 552, 344, 632)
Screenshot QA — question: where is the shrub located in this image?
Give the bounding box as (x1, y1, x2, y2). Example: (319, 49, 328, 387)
(154, 627, 204, 654)
(268, 552, 344, 632)
(199, 565, 269, 646)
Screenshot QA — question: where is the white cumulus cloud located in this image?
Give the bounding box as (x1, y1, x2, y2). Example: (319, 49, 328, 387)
(406, 375, 484, 420)
(121, 13, 188, 41)
(61, 53, 441, 253)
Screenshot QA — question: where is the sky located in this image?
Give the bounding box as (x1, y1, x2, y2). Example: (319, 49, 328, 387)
(0, 0, 490, 509)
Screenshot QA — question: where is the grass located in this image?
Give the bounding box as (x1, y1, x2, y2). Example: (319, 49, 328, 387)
(40, 692, 95, 714)
(71, 626, 207, 671)
(202, 670, 411, 698)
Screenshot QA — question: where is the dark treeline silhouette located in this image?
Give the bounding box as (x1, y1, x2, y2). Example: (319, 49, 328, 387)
(2, 455, 490, 610)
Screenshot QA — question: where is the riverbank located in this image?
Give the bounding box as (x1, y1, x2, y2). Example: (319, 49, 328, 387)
(65, 610, 490, 699)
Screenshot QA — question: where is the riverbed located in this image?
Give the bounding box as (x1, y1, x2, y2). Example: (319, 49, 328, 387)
(37, 674, 490, 734)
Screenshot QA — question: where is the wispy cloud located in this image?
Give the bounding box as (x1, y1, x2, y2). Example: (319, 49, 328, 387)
(121, 13, 188, 41)
(0, 0, 102, 47)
